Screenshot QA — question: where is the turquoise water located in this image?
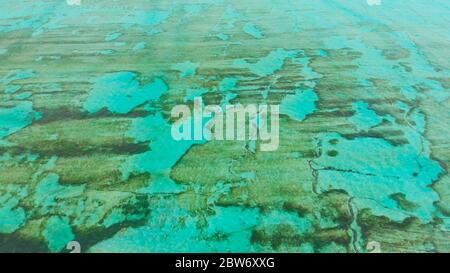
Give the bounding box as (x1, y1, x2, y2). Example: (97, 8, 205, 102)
(84, 72, 168, 114)
(0, 0, 449, 253)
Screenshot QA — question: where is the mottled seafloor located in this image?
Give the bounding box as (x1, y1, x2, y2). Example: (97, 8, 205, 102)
(0, 0, 449, 253)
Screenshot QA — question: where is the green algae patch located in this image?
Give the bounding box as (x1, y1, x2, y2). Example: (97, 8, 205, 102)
(84, 72, 168, 114)
(280, 89, 318, 121)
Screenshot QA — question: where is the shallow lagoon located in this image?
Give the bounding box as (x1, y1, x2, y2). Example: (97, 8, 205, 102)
(0, 0, 449, 253)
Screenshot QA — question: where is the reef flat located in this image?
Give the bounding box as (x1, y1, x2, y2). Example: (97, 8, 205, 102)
(0, 0, 449, 253)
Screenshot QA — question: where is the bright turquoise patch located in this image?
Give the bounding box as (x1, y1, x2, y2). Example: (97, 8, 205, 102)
(0, 101, 40, 139)
(144, 10, 170, 26)
(14, 92, 32, 100)
(4, 85, 21, 94)
(121, 113, 200, 178)
(105, 31, 122, 42)
(184, 88, 209, 102)
(234, 48, 297, 77)
(98, 49, 115, 55)
(313, 133, 443, 223)
(132, 42, 146, 51)
(280, 89, 318, 121)
(401, 86, 418, 100)
(219, 77, 238, 92)
(243, 23, 263, 39)
(34, 173, 85, 214)
(216, 33, 230, 41)
(172, 61, 199, 77)
(43, 216, 74, 252)
(1, 69, 34, 86)
(0, 185, 28, 234)
(349, 100, 383, 131)
(84, 72, 168, 114)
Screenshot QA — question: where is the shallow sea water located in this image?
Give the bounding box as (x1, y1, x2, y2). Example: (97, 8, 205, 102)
(0, 0, 449, 253)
